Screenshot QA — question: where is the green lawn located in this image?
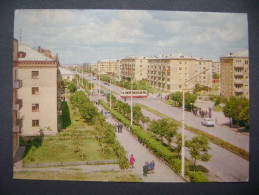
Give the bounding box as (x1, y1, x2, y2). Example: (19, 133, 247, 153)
(23, 101, 118, 165)
(14, 170, 142, 182)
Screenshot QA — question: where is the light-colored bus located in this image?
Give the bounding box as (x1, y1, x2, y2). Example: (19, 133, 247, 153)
(120, 90, 148, 98)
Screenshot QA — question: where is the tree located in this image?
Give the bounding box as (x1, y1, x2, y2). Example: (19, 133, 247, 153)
(223, 96, 249, 127)
(169, 91, 197, 110)
(186, 135, 211, 171)
(175, 134, 182, 159)
(149, 119, 178, 146)
(68, 82, 77, 93)
(213, 73, 220, 79)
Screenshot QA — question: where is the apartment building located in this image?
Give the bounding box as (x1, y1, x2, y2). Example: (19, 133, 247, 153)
(97, 59, 117, 74)
(212, 60, 220, 75)
(195, 57, 213, 88)
(147, 53, 197, 92)
(16, 43, 61, 136)
(121, 56, 148, 81)
(13, 39, 22, 156)
(115, 59, 122, 80)
(90, 62, 98, 72)
(220, 50, 249, 98)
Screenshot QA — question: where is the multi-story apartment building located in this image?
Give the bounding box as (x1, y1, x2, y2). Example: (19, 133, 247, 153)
(60, 67, 75, 82)
(97, 59, 117, 75)
(115, 59, 122, 80)
(220, 50, 249, 98)
(16, 43, 61, 136)
(212, 60, 220, 75)
(195, 57, 213, 88)
(13, 39, 22, 156)
(147, 53, 197, 92)
(121, 56, 148, 81)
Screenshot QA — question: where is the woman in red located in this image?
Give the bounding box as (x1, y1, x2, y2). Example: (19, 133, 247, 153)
(129, 154, 135, 168)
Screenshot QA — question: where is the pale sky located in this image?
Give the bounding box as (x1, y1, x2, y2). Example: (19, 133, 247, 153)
(14, 9, 248, 65)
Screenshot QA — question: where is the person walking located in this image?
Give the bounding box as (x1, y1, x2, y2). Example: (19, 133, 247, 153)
(129, 154, 135, 168)
(149, 160, 155, 173)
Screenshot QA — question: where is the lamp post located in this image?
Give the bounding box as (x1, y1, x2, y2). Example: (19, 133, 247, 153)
(181, 68, 209, 177)
(90, 71, 93, 94)
(98, 72, 100, 100)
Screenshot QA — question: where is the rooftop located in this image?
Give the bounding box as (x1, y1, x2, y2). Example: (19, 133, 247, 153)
(59, 68, 75, 75)
(18, 44, 54, 61)
(224, 49, 249, 58)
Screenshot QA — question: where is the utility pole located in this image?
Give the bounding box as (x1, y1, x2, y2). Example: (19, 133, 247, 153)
(19, 29, 22, 44)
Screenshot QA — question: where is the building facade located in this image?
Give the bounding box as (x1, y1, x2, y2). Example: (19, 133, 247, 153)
(195, 57, 213, 88)
(16, 43, 61, 136)
(147, 53, 197, 92)
(220, 50, 249, 98)
(97, 59, 117, 75)
(121, 56, 148, 81)
(212, 60, 220, 75)
(13, 39, 22, 156)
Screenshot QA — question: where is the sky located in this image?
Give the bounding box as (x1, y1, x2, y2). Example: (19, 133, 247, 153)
(14, 9, 248, 65)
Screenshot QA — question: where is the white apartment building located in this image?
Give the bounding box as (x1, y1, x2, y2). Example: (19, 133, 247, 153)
(195, 57, 213, 88)
(121, 56, 148, 81)
(16, 43, 61, 136)
(220, 50, 249, 98)
(147, 53, 197, 92)
(97, 59, 117, 74)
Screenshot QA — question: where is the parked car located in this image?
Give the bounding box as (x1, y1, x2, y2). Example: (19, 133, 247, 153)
(93, 77, 97, 80)
(201, 118, 215, 127)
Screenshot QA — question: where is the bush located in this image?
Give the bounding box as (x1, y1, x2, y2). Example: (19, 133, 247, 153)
(188, 171, 209, 182)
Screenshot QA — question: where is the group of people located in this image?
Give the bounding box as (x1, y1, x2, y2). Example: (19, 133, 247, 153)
(114, 123, 123, 133)
(192, 107, 212, 118)
(129, 154, 155, 176)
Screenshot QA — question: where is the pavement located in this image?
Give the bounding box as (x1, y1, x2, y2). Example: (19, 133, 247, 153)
(91, 91, 185, 182)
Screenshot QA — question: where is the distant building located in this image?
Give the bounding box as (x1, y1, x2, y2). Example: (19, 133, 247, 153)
(16, 43, 61, 136)
(13, 39, 22, 157)
(147, 53, 197, 92)
(97, 59, 117, 74)
(220, 50, 249, 98)
(195, 57, 213, 88)
(115, 59, 122, 80)
(121, 56, 148, 81)
(90, 62, 98, 72)
(59, 68, 74, 82)
(212, 60, 220, 75)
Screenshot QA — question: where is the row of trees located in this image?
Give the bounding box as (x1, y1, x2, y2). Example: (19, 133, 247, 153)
(69, 90, 129, 169)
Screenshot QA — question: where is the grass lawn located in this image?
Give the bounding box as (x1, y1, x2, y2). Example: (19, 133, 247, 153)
(212, 105, 223, 112)
(14, 170, 142, 182)
(23, 101, 118, 165)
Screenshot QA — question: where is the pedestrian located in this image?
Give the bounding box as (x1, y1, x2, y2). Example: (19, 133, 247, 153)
(129, 154, 135, 168)
(215, 116, 218, 124)
(149, 160, 155, 173)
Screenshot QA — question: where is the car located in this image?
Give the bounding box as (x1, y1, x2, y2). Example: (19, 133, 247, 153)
(201, 118, 215, 127)
(93, 77, 97, 80)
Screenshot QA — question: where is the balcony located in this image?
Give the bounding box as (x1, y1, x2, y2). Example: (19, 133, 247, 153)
(234, 64, 244, 69)
(13, 126, 19, 133)
(57, 92, 61, 99)
(234, 72, 243, 77)
(13, 103, 19, 111)
(234, 80, 244, 85)
(57, 76, 61, 82)
(16, 99, 23, 110)
(235, 88, 244, 93)
(13, 79, 22, 89)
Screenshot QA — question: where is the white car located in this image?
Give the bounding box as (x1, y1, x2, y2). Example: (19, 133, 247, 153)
(201, 118, 215, 127)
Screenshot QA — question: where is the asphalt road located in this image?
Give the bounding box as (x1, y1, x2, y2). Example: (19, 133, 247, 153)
(78, 72, 249, 152)
(141, 109, 249, 182)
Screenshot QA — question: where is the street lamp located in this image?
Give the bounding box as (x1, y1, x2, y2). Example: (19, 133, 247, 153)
(98, 72, 100, 100)
(181, 68, 209, 177)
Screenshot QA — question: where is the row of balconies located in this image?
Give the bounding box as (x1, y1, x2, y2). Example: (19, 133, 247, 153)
(13, 79, 22, 89)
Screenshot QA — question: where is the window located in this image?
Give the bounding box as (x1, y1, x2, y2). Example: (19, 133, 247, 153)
(32, 104, 39, 112)
(32, 87, 39, 95)
(179, 67, 182, 70)
(32, 71, 39, 79)
(179, 85, 182, 88)
(32, 120, 39, 127)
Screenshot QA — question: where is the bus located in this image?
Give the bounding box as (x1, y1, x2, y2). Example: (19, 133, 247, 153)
(120, 90, 148, 98)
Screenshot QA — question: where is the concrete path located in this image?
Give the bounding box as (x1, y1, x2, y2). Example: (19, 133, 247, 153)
(93, 98, 185, 182)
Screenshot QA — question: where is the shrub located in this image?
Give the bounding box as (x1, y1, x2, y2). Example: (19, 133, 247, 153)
(188, 171, 209, 182)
